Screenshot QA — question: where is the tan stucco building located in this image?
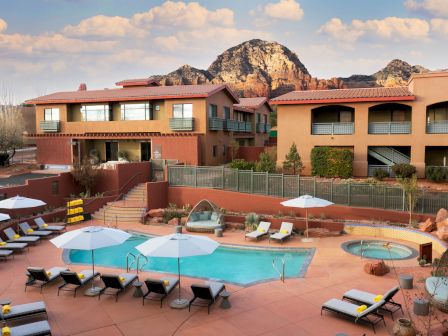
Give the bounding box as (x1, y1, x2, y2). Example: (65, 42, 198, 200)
(271, 72, 448, 177)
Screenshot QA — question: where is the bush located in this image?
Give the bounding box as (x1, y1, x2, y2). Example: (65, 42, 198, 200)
(426, 166, 447, 182)
(310, 147, 353, 178)
(373, 168, 389, 181)
(244, 212, 259, 231)
(229, 159, 255, 170)
(255, 152, 276, 173)
(163, 210, 183, 223)
(117, 150, 129, 161)
(392, 163, 416, 178)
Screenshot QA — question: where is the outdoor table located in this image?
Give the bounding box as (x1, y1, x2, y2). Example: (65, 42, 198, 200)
(219, 291, 231, 309)
(215, 228, 223, 237)
(0, 298, 11, 306)
(413, 298, 429, 316)
(133, 281, 144, 298)
(399, 275, 413, 289)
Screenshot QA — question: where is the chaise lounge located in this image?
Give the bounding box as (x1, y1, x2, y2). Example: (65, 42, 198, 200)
(19, 222, 53, 238)
(245, 221, 271, 241)
(269, 222, 293, 243)
(0, 301, 47, 323)
(58, 270, 100, 297)
(34, 217, 66, 233)
(4, 228, 40, 245)
(142, 277, 179, 307)
(0, 237, 28, 252)
(1, 320, 51, 336)
(189, 281, 226, 314)
(99, 273, 138, 301)
(185, 200, 223, 233)
(26, 266, 69, 292)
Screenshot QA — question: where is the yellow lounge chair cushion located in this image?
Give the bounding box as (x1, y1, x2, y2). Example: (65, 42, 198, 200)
(257, 228, 265, 233)
(2, 326, 10, 336)
(42, 224, 48, 228)
(46, 271, 52, 277)
(356, 305, 367, 313)
(2, 305, 11, 314)
(163, 280, 170, 286)
(373, 295, 383, 302)
(0, 242, 6, 246)
(280, 229, 288, 234)
(119, 276, 125, 283)
(78, 273, 85, 279)
(13, 234, 20, 240)
(27, 229, 34, 233)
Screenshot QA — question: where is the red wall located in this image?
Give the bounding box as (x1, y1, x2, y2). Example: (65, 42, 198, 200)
(35, 137, 72, 165)
(167, 186, 432, 224)
(147, 181, 168, 209)
(151, 135, 201, 165)
(236, 146, 265, 162)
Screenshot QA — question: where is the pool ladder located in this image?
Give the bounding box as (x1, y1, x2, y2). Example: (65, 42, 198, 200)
(272, 257, 286, 283)
(126, 252, 148, 274)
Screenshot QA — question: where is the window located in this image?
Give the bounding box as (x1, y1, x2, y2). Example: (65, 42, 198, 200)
(264, 114, 268, 123)
(212, 145, 217, 157)
(256, 113, 261, 123)
(224, 107, 230, 120)
(209, 104, 218, 118)
(81, 104, 111, 121)
(339, 111, 352, 122)
(121, 102, 152, 120)
(51, 181, 59, 195)
(173, 104, 193, 118)
(44, 108, 60, 121)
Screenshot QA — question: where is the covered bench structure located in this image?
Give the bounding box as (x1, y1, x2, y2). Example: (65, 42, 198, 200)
(185, 200, 223, 233)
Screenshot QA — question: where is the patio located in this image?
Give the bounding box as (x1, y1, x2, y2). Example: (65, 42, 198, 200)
(0, 220, 442, 336)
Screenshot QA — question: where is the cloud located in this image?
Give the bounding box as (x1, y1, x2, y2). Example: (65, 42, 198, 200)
(405, 0, 448, 17)
(319, 17, 430, 43)
(431, 18, 448, 35)
(0, 19, 7, 33)
(63, 15, 147, 38)
(263, 0, 304, 21)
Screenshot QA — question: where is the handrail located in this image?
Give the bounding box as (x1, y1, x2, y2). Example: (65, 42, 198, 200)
(272, 257, 286, 282)
(126, 252, 136, 272)
(136, 254, 148, 274)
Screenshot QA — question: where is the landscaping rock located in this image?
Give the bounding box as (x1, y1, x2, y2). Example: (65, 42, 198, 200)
(147, 208, 165, 218)
(225, 222, 245, 230)
(436, 219, 448, 231)
(148, 217, 164, 225)
(436, 225, 448, 241)
(435, 208, 448, 223)
(419, 219, 436, 233)
(363, 260, 390, 276)
(305, 228, 341, 238)
(180, 216, 188, 225)
(168, 218, 179, 226)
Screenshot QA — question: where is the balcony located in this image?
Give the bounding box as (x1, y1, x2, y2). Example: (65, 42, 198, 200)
(368, 122, 411, 134)
(312, 122, 354, 135)
(426, 121, 448, 134)
(236, 121, 252, 132)
(40, 120, 61, 133)
(224, 119, 238, 131)
(209, 117, 224, 131)
(256, 123, 266, 133)
(169, 118, 194, 131)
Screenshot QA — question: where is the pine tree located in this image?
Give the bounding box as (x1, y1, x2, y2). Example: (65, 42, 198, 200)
(283, 142, 303, 175)
(255, 152, 276, 173)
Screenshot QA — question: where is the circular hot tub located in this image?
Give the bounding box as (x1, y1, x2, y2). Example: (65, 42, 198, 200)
(341, 240, 418, 260)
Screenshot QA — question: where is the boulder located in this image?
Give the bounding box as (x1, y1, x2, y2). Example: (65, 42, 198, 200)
(436, 226, 448, 241)
(148, 217, 164, 225)
(437, 219, 448, 231)
(305, 228, 341, 238)
(147, 208, 165, 218)
(363, 260, 390, 276)
(435, 208, 448, 223)
(167, 218, 179, 226)
(419, 218, 436, 233)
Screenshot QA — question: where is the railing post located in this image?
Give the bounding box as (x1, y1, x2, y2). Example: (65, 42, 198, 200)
(383, 185, 387, 209)
(402, 188, 406, 211)
(421, 188, 425, 214)
(313, 176, 316, 197)
(297, 174, 300, 196)
(221, 166, 225, 189)
(281, 173, 284, 198)
(250, 169, 254, 194)
(347, 183, 351, 206)
(332, 122, 334, 135)
(330, 179, 333, 202)
(236, 169, 239, 191)
(265, 171, 269, 195)
(194, 167, 197, 187)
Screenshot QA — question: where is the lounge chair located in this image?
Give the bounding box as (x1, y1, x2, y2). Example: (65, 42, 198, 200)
(34, 217, 66, 232)
(2, 320, 51, 336)
(99, 273, 138, 301)
(269, 222, 293, 243)
(342, 286, 402, 318)
(321, 298, 386, 333)
(0, 301, 47, 323)
(0, 249, 13, 261)
(19, 222, 52, 238)
(245, 221, 271, 241)
(189, 281, 226, 314)
(58, 270, 100, 297)
(4, 228, 40, 245)
(142, 277, 179, 307)
(25, 266, 69, 292)
(0, 237, 28, 252)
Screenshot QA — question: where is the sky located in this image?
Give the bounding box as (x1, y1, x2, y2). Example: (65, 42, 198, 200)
(0, 0, 447, 102)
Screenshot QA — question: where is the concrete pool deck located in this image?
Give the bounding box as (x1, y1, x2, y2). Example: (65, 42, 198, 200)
(0, 220, 445, 336)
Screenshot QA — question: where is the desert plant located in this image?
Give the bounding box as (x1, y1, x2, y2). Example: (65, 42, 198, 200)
(283, 142, 303, 175)
(392, 163, 416, 178)
(426, 166, 447, 182)
(255, 151, 276, 173)
(71, 157, 98, 198)
(89, 148, 100, 164)
(229, 159, 255, 170)
(182, 204, 192, 212)
(168, 202, 177, 209)
(163, 210, 183, 223)
(244, 212, 259, 231)
(396, 174, 421, 226)
(311, 146, 353, 178)
(373, 168, 389, 181)
(117, 150, 129, 161)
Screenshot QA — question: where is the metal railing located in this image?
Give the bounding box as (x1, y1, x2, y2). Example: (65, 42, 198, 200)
(169, 118, 194, 131)
(40, 120, 61, 133)
(168, 165, 448, 214)
(368, 122, 411, 134)
(224, 119, 238, 131)
(256, 123, 266, 133)
(209, 117, 225, 131)
(426, 121, 448, 134)
(368, 165, 395, 177)
(312, 122, 354, 135)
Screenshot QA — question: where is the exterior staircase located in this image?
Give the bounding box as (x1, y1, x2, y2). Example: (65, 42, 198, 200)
(91, 183, 147, 224)
(368, 147, 410, 165)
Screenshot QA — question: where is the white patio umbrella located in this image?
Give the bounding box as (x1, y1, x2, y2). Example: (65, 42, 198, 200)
(50, 226, 131, 295)
(0, 213, 11, 221)
(136, 233, 219, 308)
(281, 195, 334, 242)
(0, 196, 46, 209)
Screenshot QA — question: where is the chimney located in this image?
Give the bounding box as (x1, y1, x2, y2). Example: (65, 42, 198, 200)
(78, 83, 87, 91)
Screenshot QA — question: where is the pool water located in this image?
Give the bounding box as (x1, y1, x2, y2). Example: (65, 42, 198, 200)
(67, 235, 314, 286)
(342, 240, 417, 260)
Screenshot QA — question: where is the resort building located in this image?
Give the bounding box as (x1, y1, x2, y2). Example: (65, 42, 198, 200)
(25, 79, 270, 167)
(272, 71, 448, 177)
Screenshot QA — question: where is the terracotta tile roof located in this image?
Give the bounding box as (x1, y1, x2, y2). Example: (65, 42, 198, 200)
(26, 84, 240, 105)
(233, 97, 273, 113)
(115, 78, 160, 87)
(270, 87, 415, 105)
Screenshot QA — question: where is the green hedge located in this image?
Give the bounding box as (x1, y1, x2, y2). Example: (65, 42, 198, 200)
(311, 147, 353, 178)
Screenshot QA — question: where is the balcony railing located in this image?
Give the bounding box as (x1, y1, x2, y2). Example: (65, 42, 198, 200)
(224, 119, 238, 131)
(209, 117, 224, 131)
(169, 118, 194, 131)
(312, 122, 354, 135)
(368, 122, 411, 134)
(368, 165, 395, 177)
(256, 123, 266, 133)
(40, 120, 61, 133)
(426, 121, 448, 134)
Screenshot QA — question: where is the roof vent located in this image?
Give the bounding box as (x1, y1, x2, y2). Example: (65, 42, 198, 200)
(78, 83, 87, 91)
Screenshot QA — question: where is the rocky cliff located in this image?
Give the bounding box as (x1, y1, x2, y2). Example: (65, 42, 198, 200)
(154, 39, 430, 97)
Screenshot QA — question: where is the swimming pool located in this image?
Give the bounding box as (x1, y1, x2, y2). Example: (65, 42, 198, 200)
(341, 240, 418, 260)
(66, 234, 315, 286)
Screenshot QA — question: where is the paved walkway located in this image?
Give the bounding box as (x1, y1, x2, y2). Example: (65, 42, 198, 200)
(0, 221, 443, 336)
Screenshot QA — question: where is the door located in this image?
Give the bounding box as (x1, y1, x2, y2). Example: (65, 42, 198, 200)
(140, 142, 151, 161)
(105, 141, 118, 161)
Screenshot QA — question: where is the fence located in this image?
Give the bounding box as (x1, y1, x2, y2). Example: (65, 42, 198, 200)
(168, 165, 448, 214)
(150, 159, 178, 181)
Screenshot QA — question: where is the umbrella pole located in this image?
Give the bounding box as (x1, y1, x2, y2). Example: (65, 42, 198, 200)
(177, 257, 181, 301)
(305, 209, 308, 239)
(92, 250, 95, 275)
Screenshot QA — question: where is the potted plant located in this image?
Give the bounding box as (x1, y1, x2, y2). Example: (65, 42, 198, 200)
(117, 150, 129, 162)
(392, 318, 416, 336)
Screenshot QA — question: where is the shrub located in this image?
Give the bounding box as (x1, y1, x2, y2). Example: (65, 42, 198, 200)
(310, 147, 353, 178)
(426, 166, 447, 182)
(283, 142, 303, 175)
(163, 210, 183, 223)
(255, 152, 276, 173)
(229, 159, 255, 170)
(391, 163, 416, 178)
(373, 168, 389, 181)
(244, 212, 259, 231)
(117, 150, 129, 161)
